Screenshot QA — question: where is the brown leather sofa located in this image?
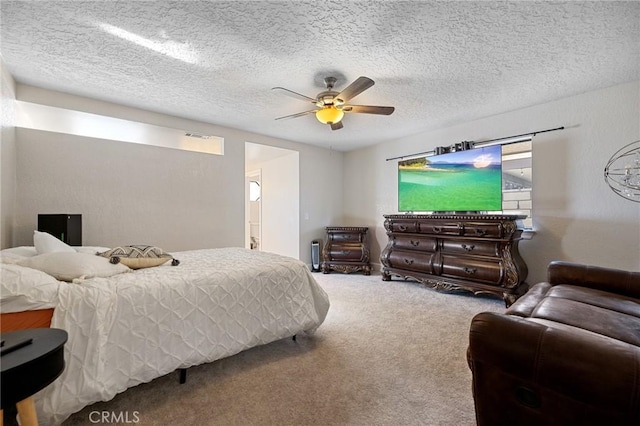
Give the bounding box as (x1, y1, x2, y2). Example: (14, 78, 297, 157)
(468, 261, 640, 425)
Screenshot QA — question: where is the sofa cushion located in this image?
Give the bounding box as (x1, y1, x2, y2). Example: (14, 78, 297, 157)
(548, 261, 640, 299)
(530, 296, 640, 346)
(508, 282, 640, 346)
(505, 282, 552, 317)
(545, 284, 640, 318)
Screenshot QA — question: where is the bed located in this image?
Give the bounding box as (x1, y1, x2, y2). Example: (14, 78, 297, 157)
(1, 245, 330, 425)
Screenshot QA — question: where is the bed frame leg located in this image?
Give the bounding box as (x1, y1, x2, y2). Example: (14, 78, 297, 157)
(178, 368, 187, 384)
(292, 334, 297, 342)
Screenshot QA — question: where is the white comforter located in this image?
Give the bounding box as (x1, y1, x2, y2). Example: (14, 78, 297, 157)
(1, 248, 330, 425)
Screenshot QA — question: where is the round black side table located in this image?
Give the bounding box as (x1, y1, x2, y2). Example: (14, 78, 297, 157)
(1, 328, 67, 426)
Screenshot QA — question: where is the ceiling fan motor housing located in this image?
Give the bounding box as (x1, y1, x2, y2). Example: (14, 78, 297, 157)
(315, 77, 345, 107)
(316, 91, 341, 107)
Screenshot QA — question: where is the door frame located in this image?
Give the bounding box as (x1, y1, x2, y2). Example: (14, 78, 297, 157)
(245, 169, 262, 250)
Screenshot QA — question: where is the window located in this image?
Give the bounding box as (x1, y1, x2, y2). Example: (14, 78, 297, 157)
(249, 180, 261, 201)
(502, 141, 532, 228)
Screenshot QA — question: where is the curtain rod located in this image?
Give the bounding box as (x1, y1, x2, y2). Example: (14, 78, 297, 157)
(385, 126, 565, 161)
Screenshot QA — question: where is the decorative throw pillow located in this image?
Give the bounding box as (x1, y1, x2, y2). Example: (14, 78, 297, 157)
(34, 230, 76, 254)
(96, 245, 180, 270)
(17, 252, 130, 282)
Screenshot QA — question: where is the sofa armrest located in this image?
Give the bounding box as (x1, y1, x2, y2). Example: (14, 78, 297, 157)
(468, 312, 640, 425)
(548, 261, 640, 299)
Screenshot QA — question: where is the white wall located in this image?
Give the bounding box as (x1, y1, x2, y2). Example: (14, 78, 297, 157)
(297, 146, 344, 260)
(0, 61, 16, 249)
(343, 81, 640, 284)
(259, 152, 300, 258)
(10, 85, 344, 259)
(15, 127, 240, 250)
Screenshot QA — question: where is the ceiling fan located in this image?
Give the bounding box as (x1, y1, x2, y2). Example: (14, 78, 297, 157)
(272, 76, 395, 130)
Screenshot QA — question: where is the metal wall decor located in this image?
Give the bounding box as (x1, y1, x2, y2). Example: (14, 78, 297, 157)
(604, 140, 640, 202)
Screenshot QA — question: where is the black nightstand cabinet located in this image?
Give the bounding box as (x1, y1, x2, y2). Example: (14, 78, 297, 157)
(38, 214, 82, 246)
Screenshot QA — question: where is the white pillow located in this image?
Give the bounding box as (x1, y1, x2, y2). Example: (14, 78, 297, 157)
(34, 231, 76, 254)
(1, 246, 38, 257)
(1, 246, 38, 263)
(17, 252, 130, 282)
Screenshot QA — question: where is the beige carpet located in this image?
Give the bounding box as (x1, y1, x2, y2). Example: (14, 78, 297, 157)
(62, 272, 503, 426)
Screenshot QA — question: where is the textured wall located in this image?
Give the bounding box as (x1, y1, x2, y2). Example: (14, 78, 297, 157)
(12, 85, 344, 259)
(343, 81, 640, 284)
(0, 61, 16, 249)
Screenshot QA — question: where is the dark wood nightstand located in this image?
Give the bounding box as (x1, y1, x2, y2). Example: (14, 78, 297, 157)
(1, 328, 67, 426)
(321, 226, 371, 275)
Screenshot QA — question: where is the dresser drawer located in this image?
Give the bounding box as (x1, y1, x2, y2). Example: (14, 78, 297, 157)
(387, 249, 436, 274)
(327, 244, 366, 261)
(389, 220, 418, 233)
(391, 235, 437, 252)
(440, 240, 500, 257)
(462, 223, 503, 238)
(440, 256, 503, 284)
(418, 221, 463, 236)
(329, 232, 364, 243)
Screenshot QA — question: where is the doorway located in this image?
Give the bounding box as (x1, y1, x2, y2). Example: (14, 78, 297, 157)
(245, 169, 262, 250)
(245, 142, 300, 259)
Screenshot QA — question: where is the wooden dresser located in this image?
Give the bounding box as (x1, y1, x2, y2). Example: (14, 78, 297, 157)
(381, 214, 528, 306)
(322, 227, 371, 275)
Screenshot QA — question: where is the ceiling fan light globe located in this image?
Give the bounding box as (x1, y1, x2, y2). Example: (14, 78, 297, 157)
(316, 107, 344, 124)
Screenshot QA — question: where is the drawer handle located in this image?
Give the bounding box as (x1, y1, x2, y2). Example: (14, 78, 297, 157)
(398, 225, 407, 231)
(464, 267, 477, 275)
(474, 229, 487, 236)
(410, 240, 420, 247)
(462, 244, 475, 252)
(404, 258, 414, 265)
(432, 226, 442, 233)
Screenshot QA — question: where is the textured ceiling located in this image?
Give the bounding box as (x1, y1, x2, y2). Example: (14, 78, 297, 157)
(2, 1, 639, 151)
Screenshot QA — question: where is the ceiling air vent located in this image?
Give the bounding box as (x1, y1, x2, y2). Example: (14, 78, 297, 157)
(184, 132, 212, 139)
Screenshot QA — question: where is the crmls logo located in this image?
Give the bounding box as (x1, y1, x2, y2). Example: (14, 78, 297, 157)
(89, 411, 140, 424)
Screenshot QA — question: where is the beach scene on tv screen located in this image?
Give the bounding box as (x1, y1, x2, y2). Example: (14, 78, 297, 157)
(398, 145, 502, 212)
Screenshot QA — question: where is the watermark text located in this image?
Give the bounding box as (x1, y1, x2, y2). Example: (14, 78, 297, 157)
(89, 411, 140, 424)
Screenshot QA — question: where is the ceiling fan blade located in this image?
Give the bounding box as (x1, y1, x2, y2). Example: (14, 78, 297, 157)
(335, 76, 375, 103)
(275, 109, 318, 120)
(330, 122, 344, 131)
(342, 105, 395, 115)
(272, 87, 316, 102)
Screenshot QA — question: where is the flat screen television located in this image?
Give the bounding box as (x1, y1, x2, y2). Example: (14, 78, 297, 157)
(398, 145, 502, 213)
